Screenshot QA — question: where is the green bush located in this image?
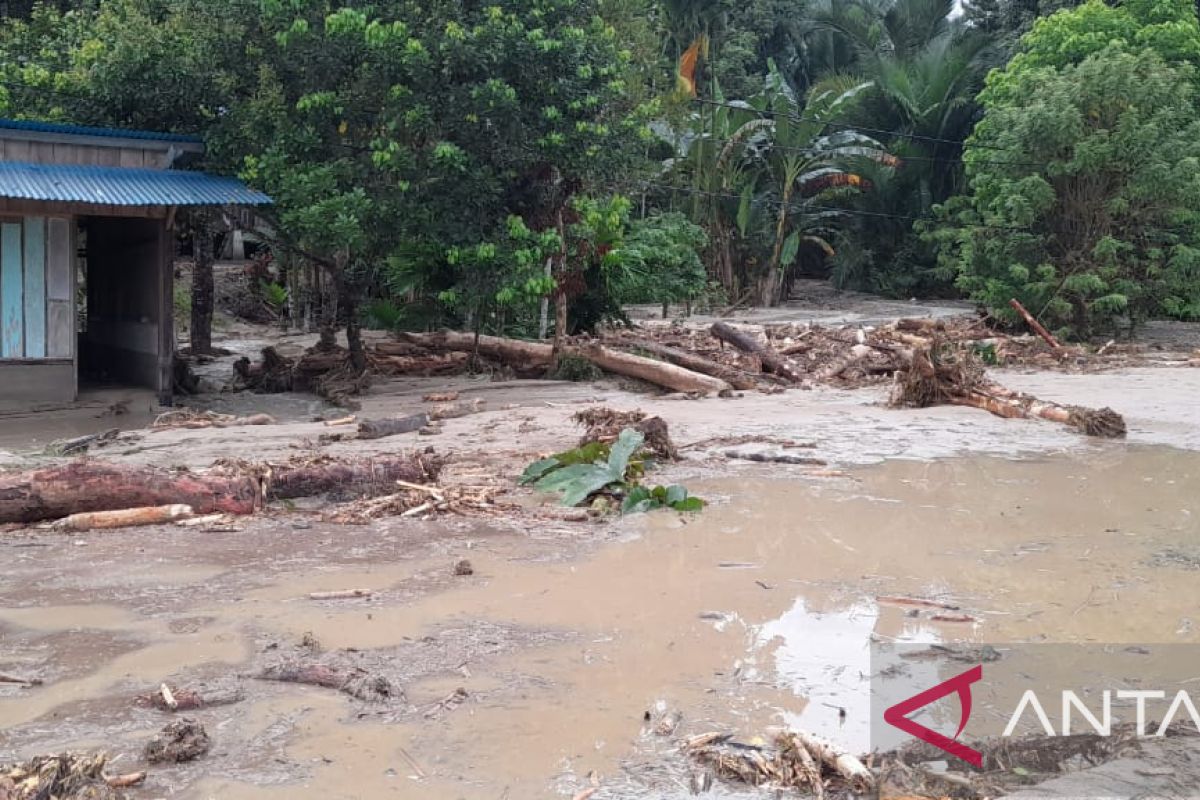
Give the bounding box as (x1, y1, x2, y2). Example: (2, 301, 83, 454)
(610, 212, 708, 306)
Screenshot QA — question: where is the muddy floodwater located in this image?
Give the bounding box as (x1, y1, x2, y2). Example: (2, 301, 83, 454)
(1, 446, 1197, 798)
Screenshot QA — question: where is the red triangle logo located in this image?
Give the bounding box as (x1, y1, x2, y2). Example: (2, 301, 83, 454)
(883, 664, 984, 767)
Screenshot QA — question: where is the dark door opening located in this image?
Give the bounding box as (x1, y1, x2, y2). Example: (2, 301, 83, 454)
(77, 216, 172, 401)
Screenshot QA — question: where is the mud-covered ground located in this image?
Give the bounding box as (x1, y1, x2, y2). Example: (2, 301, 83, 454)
(2, 289, 1200, 799)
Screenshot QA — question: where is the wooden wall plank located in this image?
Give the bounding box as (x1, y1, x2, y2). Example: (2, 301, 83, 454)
(46, 300, 71, 358)
(5, 140, 31, 161)
(1, 223, 24, 357)
(22, 217, 45, 358)
(46, 217, 72, 301)
(28, 142, 55, 164)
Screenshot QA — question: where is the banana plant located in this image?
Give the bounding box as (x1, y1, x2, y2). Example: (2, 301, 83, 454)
(724, 64, 890, 305)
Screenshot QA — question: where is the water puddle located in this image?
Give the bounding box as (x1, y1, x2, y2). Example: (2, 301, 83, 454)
(0, 447, 1196, 798)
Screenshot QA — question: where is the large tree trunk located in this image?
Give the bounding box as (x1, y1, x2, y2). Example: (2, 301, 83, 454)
(710, 322, 803, 382)
(631, 340, 760, 390)
(400, 331, 555, 368)
(189, 213, 215, 354)
(577, 342, 730, 394)
(0, 455, 443, 525)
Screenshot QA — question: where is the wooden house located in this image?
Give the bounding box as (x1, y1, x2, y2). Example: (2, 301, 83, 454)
(0, 118, 270, 406)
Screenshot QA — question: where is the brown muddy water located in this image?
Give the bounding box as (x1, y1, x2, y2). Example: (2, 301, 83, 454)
(1, 447, 1197, 799)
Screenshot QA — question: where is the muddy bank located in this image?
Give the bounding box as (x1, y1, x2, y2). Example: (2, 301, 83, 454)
(1, 446, 1198, 798)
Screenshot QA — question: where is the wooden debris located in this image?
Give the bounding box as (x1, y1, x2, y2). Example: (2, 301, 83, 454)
(52, 504, 194, 531)
(423, 391, 460, 402)
(428, 398, 487, 421)
(152, 408, 275, 430)
(711, 322, 803, 382)
(0, 673, 43, 686)
(308, 589, 372, 600)
(792, 730, 874, 793)
(0, 453, 444, 525)
(0, 752, 125, 800)
(631, 340, 761, 390)
(723, 450, 827, 466)
(357, 413, 429, 441)
(45, 428, 119, 456)
(685, 728, 874, 794)
(144, 718, 211, 763)
(399, 331, 555, 369)
(576, 342, 731, 395)
(423, 687, 468, 719)
(257, 662, 398, 702)
(135, 685, 245, 712)
(573, 407, 678, 460)
(104, 772, 146, 789)
(1009, 298, 1062, 350)
(323, 415, 357, 427)
(454, 559, 474, 576)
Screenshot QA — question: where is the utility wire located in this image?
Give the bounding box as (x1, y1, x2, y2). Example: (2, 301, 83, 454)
(692, 96, 1021, 154)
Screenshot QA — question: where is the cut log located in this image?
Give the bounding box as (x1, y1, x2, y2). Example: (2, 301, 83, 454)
(53, 504, 194, 531)
(309, 590, 372, 600)
(576, 342, 731, 394)
(357, 413, 429, 441)
(0, 461, 260, 525)
(398, 331, 554, 368)
(631, 340, 760, 391)
(710, 322, 803, 382)
(1009, 299, 1062, 350)
(0, 455, 444, 525)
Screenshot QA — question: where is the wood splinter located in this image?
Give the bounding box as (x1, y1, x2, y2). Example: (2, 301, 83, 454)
(308, 590, 373, 601)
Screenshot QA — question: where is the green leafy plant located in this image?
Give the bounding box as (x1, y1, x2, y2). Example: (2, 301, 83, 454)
(364, 298, 404, 331)
(260, 281, 288, 314)
(520, 428, 703, 514)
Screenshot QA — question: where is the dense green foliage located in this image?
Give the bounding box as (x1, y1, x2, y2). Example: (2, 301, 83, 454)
(2, 0, 1199, 344)
(934, 0, 1200, 335)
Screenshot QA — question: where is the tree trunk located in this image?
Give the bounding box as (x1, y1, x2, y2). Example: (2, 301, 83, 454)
(317, 266, 338, 351)
(189, 213, 215, 354)
(399, 331, 555, 368)
(577, 342, 730, 394)
(538, 257, 553, 339)
(761, 185, 792, 307)
(552, 209, 568, 353)
(710, 321, 803, 382)
(0, 455, 444, 525)
(631, 340, 761, 390)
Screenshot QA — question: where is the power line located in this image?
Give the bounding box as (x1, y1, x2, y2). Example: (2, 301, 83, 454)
(693, 97, 1020, 154)
(691, 131, 1049, 170)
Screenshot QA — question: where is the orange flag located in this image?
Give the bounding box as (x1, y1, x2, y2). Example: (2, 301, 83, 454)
(678, 35, 709, 97)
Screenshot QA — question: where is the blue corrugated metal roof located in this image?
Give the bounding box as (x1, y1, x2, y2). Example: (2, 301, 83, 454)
(0, 118, 202, 143)
(0, 162, 271, 206)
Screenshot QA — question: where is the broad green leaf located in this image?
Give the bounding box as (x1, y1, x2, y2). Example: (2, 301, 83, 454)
(520, 457, 561, 485)
(780, 230, 800, 267)
(605, 428, 645, 480)
(664, 485, 688, 505)
(737, 183, 754, 235)
(670, 497, 705, 512)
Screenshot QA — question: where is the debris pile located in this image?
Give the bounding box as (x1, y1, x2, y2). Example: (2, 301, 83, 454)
(684, 729, 874, 796)
(143, 719, 211, 764)
(0, 753, 132, 799)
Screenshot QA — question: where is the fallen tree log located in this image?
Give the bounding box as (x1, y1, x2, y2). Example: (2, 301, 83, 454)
(577, 342, 731, 394)
(1009, 298, 1062, 350)
(257, 662, 397, 702)
(791, 730, 874, 793)
(889, 342, 1125, 438)
(711, 322, 803, 382)
(631, 340, 760, 391)
(53, 504, 194, 531)
(953, 383, 1126, 438)
(357, 413, 429, 441)
(398, 331, 555, 368)
(0, 455, 444, 525)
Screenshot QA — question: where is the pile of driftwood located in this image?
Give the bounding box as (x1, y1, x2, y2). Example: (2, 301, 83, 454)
(0, 752, 143, 799)
(0, 452, 443, 527)
(684, 729, 873, 797)
(227, 314, 1128, 438)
